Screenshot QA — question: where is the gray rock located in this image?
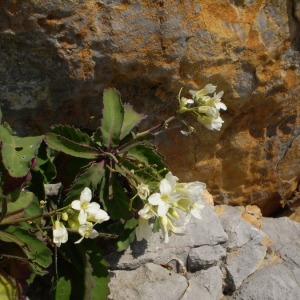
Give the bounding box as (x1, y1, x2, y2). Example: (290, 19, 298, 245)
(187, 244, 226, 272)
(217, 206, 268, 290)
(108, 263, 188, 300)
(261, 217, 300, 268)
(105, 205, 228, 270)
(225, 239, 267, 291)
(231, 262, 300, 300)
(107, 205, 300, 299)
(181, 266, 223, 300)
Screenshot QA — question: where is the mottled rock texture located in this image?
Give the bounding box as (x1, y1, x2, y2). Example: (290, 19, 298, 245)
(1, 0, 300, 215)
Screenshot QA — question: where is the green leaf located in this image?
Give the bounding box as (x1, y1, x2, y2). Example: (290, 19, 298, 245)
(64, 161, 106, 204)
(52, 240, 109, 300)
(45, 133, 99, 159)
(100, 88, 124, 148)
(99, 172, 131, 221)
(108, 222, 136, 252)
(34, 141, 57, 183)
(53, 276, 72, 299)
(51, 125, 93, 145)
(0, 195, 7, 222)
(126, 145, 166, 170)
(0, 226, 52, 274)
(0, 125, 43, 177)
(84, 240, 110, 300)
(6, 191, 36, 215)
(120, 103, 146, 140)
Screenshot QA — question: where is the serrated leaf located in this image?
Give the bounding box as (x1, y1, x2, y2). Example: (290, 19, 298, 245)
(45, 133, 99, 159)
(124, 144, 167, 173)
(5, 191, 36, 217)
(34, 141, 56, 183)
(0, 125, 43, 177)
(84, 240, 109, 300)
(107, 222, 136, 252)
(99, 172, 131, 221)
(0, 226, 52, 270)
(100, 88, 124, 148)
(120, 103, 147, 140)
(64, 161, 106, 204)
(52, 276, 72, 299)
(51, 125, 93, 145)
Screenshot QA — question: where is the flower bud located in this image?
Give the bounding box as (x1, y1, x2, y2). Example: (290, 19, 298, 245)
(61, 212, 68, 221)
(168, 207, 180, 220)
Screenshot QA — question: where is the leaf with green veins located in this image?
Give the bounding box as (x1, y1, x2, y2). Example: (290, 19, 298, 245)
(0, 226, 52, 272)
(83, 240, 110, 300)
(45, 133, 99, 159)
(100, 88, 124, 148)
(50, 125, 93, 145)
(120, 103, 146, 140)
(99, 172, 131, 221)
(125, 144, 167, 175)
(34, 141, 57, 183)
(64, 161, 106, 204)
(0, 125, 43, 177)
(5, 190, 36, 214)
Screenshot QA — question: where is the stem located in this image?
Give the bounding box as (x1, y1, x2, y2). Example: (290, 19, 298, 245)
(0, 210, 62, 226)
(135, 115, 177, 138)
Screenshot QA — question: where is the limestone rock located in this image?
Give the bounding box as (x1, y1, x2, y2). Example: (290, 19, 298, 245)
(1, 0, 300, 215)
(105, 205, 228, 270)
(231, 262, 300, 300)
(261, 216, 300, 268)
(182, 266, 223, 300)
(187, 245, 226, 272)
(106, 204, 300, 299)
(108, 263, 188, 300)
(217, 206, 269, 291)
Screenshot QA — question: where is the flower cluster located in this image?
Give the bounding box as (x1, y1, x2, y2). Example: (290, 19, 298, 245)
(136, 172, 206, 243)
(178, 84, 227, 134)
(53, 187, 110, 246)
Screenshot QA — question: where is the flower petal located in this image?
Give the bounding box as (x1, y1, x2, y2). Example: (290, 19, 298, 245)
(136, 218, 152, 241)
(159, 178, 173, 195)
(148, 193, 162, 205)
(80, 187, 92, 203)
(78, 209, 87, 225)
(157, 202, 169, 217)
(71, 200, 81, 210)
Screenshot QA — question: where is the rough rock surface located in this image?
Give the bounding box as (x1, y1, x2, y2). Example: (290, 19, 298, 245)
(1, 0, 300, 215)
(106, 204, 300, 299)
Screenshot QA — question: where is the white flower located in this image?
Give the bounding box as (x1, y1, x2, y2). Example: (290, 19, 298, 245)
(185, 181, 206, 203)
(189, 84, 217, 101)
(176, 181, 206, 224)
(197, 115, 224, 131)
(137, 183, 150, 200)
(138, 203, 156, 219)
(159, 216, 186, 243)
(53, 220, 68, 247)
(74, 221, 99, 244)
(197, 106, 220, 118)
(179, 97, 194, 108)
(87, 208, 110, 224)
(148, 172, 181, 217)
(135, 218, 153, 241)
(71, 187, 108, 225)
(190, 201, 205, 219)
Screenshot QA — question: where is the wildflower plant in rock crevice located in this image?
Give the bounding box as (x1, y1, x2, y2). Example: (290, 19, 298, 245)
(0, 83, 226, 299)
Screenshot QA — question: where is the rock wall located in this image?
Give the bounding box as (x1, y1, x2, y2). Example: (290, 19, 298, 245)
(1, 0, 300, 215)
(105, 204, 300, 299)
